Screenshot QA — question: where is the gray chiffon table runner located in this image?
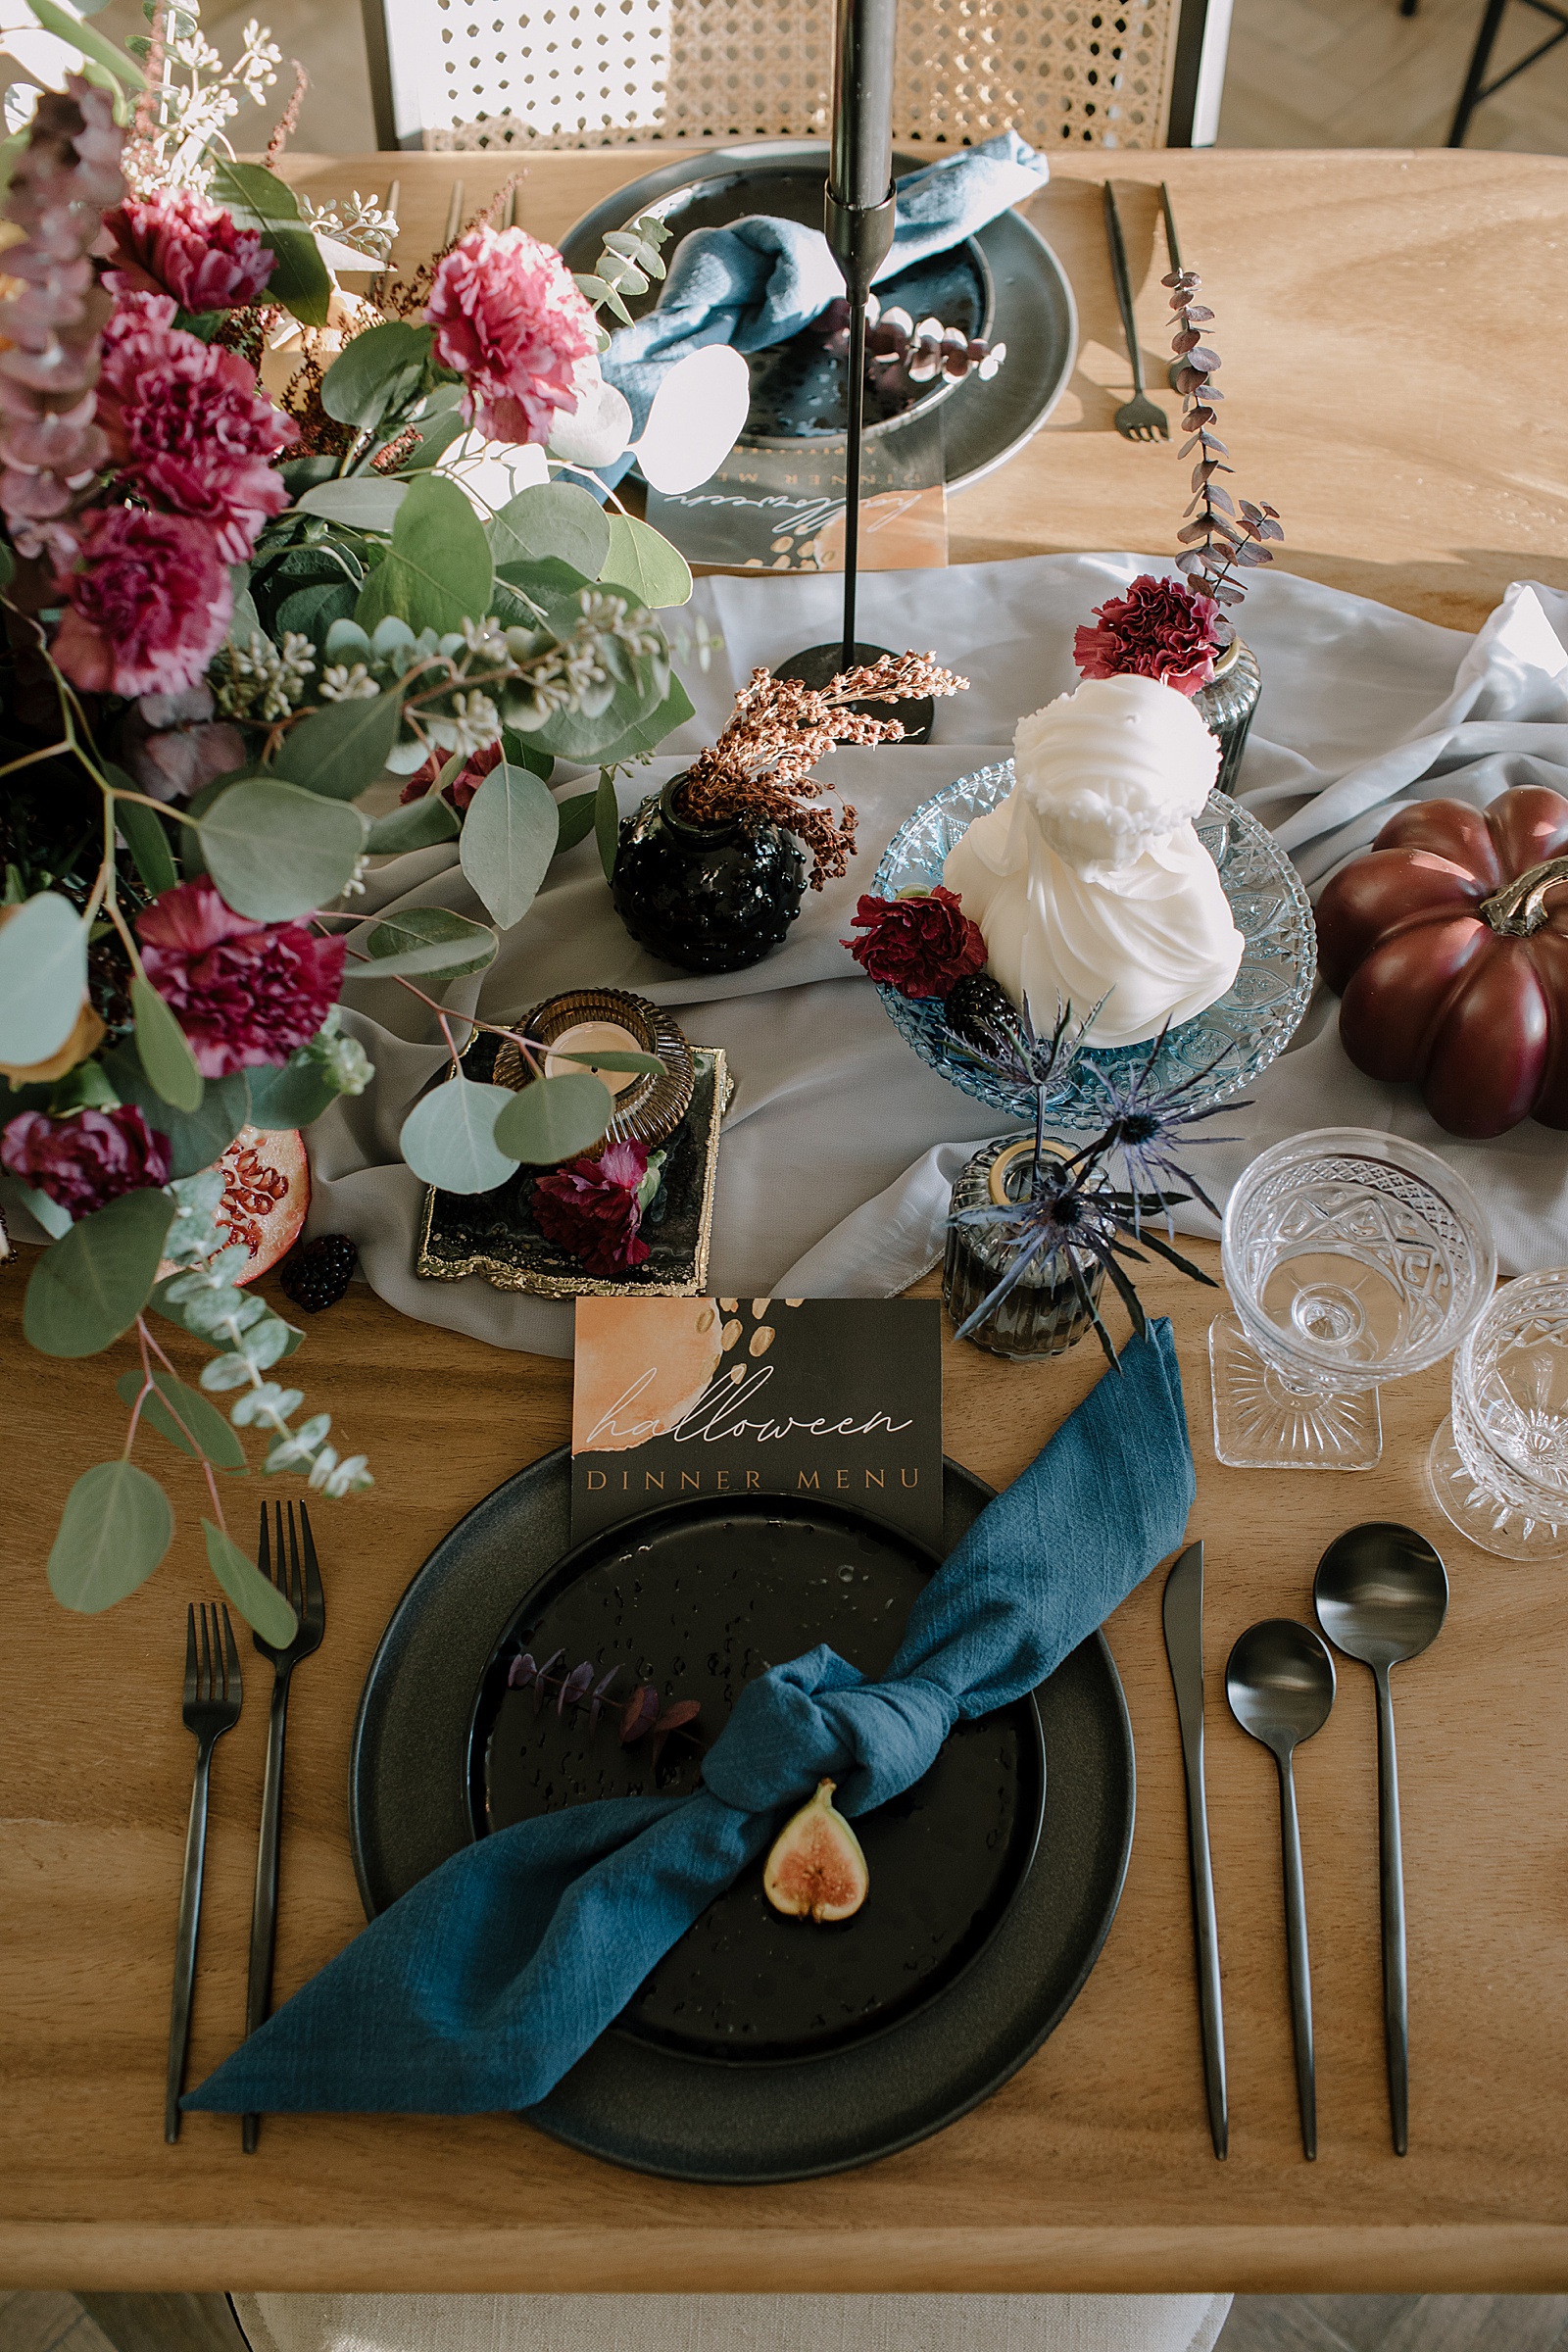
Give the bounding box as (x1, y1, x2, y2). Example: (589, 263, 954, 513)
(309, 556, 1568, 1357)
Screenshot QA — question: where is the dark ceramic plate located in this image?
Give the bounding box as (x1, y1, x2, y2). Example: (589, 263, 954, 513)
(560, 142, 1076, 492)
(350, 1448, 1135, 2181)
(468, 1491, 1045, 2065)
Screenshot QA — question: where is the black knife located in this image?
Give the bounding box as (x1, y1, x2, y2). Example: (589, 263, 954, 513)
(1162, 1539, 1228, 2159)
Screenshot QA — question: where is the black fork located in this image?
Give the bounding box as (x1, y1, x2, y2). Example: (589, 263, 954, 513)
(167, 1603, 243, 2142)
(241, 1500, 325, 2151)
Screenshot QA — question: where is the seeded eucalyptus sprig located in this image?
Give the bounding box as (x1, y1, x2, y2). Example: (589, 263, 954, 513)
(573, 213, 672, 348)
(1166, 266, 1283, 613)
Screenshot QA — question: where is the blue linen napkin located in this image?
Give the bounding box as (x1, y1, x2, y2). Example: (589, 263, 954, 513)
(599, 130, 1049, 461)
(185, 1317, 1192, 2118)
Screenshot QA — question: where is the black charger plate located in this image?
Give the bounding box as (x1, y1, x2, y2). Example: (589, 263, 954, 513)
(350, 1447, 1135, 2181)
(560, 142, 1077, 493)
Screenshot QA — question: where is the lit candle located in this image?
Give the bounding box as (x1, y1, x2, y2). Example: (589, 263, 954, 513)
(543, 1020, 648, 1097)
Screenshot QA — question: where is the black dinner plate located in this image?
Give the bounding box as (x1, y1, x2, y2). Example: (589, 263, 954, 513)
(350, 1447, 1135, 2181)
(559, 143, 1077, 494)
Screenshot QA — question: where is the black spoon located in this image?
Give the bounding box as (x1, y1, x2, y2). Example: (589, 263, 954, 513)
(1314, 1522, 1448, 2157)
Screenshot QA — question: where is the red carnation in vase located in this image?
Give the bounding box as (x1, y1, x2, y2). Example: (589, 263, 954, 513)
(399, 738, 501, 813)
(103, 186, 276, 313)
(843, 887, 988, 999)
(135, 877, 346, 1079)
(1072, 572, 1226, 698)
(52, 505, 231, 698)
(532, 1137, 652, 1277)
(1, 1103, 171, 1218)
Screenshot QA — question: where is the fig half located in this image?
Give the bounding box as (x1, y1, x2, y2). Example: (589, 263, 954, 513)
(762, 1778, 869, 1923)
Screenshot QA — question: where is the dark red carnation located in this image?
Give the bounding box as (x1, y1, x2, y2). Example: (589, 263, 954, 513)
(843, 886, 988, 999)
(52, 505, 231, 698)
(1, 1103, 171, 1218)
(103, 186, 275, 313)
(399, 737, 501, 813)
(531, 1136, 651, 1277)
(1072, 572, 1225, 698)
(135, 877, 345, 1079)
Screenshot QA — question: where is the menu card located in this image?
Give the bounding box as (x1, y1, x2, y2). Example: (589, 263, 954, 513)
(571, 1296, 943, 1549)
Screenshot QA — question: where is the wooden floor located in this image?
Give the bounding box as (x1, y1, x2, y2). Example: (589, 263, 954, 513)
(84, 0, 1568, 156)
(7, 2299, 1568, 2352)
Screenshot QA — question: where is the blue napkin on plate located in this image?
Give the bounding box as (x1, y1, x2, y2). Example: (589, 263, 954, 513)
(599, 130, 1049, 462)
(185, 1317, 1192, 2118)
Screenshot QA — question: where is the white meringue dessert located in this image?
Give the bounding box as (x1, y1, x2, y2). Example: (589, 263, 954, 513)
(942, 672, 1245, 1048)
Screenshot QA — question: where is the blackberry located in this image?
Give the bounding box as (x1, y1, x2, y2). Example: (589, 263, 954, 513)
(278, 1234, 358, 1313)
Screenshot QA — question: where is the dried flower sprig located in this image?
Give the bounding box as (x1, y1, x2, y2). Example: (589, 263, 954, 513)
(680, 656, 968, 889)
(812, 292, 1004, 390)
(507, 1647, 703, 1769)
(1167, 266, 1283, 612)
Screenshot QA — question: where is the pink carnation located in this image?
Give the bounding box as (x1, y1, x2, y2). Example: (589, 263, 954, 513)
(98, 302, 295, 563)
(1073, 573, 1225, 698)
(531, 1137, 651, 1276)
(53, 506, 231, 698)
(2, 1103, 171, 1219)
(103, 186, 275, 313)
(425, 225, 596, 445)
(136, 878, 346, 1079)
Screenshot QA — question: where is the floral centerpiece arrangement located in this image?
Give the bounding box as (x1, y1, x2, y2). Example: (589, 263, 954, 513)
(0, 5, 725, 1637)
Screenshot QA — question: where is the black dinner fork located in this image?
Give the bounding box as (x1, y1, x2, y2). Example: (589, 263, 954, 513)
(167, 1602, 243, 2142)
(241, 1500, 325, 2151)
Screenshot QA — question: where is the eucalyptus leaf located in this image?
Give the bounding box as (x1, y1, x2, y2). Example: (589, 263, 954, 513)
(319, 319, 432, 429)
(102, 1041, 247, 1180)
(243, 1054, 342, 1130)
(47, 1461, 172, 1614)
(24, 1187, 175, 1358)
(553, 1048, 665, 1075)
(0, 891, 87, 1066)
(272, 694, 400, 802)
(400, 1075, 518, 1193)
(595, 769, 621, 882)
(394, 405, 472, 473)
(116, 1369, 249, 1470)
(295, 478, 409, 532)
(493, 1071, 612, 1164)
(605, 514, 692, 609)
(459, 763, 559, 930)
(115, 793, 178, 898)
(489, 483, 611, 580)
(575, 671, 696, 770)
(209, 158, 303, 221)
(366, 793, 463, 855)
(0, 1171, 71, 1240)
(355, 472, 493, 638)
(203, 1519, 298, 1644)
(553, 791, 597, 854)
(275, 577, 360, 644)
(199, 777, 367, 921)
(257, 223, 332, 329)
(129, 973, 203, 1114)
(355, 906, 498, 980)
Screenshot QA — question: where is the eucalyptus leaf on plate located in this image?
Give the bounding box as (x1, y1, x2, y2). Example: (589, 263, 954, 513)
(400, 1075, 518, 1194)
(492, 1070, 612, 1164)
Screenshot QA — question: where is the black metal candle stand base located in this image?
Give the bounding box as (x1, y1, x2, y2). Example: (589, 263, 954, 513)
(776, 639, 935, 746)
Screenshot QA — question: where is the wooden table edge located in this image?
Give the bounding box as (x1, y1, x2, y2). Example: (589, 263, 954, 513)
(5, 2225, 1567, 2295)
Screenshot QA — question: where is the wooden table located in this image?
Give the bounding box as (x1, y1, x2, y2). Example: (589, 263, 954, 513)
(5, 146, 1568, 2295)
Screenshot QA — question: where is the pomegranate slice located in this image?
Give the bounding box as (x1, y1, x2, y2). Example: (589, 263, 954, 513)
(160, 1124, 311, 1285)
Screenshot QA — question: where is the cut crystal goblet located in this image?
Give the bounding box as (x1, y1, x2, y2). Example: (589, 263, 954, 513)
(1211, 1128, 1495, 1473)
(1428, 1267, 1568, 1560)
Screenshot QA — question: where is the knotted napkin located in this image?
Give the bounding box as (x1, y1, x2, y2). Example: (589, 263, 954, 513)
(599, 131, 1049, 466)
(186, 1318, 1192, 2117)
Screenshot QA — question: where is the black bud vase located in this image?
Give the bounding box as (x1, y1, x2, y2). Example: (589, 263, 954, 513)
(611, 774, 806, 975)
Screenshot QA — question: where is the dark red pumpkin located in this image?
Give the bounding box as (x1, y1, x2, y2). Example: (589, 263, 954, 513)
(1316, 786, 1568, 1138)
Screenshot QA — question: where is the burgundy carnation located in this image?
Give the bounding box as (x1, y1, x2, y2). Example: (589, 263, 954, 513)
(843, 886, 988, 1000)
(531, 1137, 651, 1277)
(425, 224, 596, 445)
(135, 877, 346, 1079)
(98, 301, 296, 563)
(103, 186, 275, 313)
(399, 737, 501, 814)
(1, 1103, 171, 1218)
(1072, 572, 1225, 698)
(53, 506, 231, 699)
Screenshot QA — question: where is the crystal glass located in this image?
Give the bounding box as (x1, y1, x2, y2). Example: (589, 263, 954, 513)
(1211, 1128, 1496, 1472)
(871, 765, 1316, 1131)
(1428, 1268, 1568, 1559)
(943, 1137, 1104, 1360)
